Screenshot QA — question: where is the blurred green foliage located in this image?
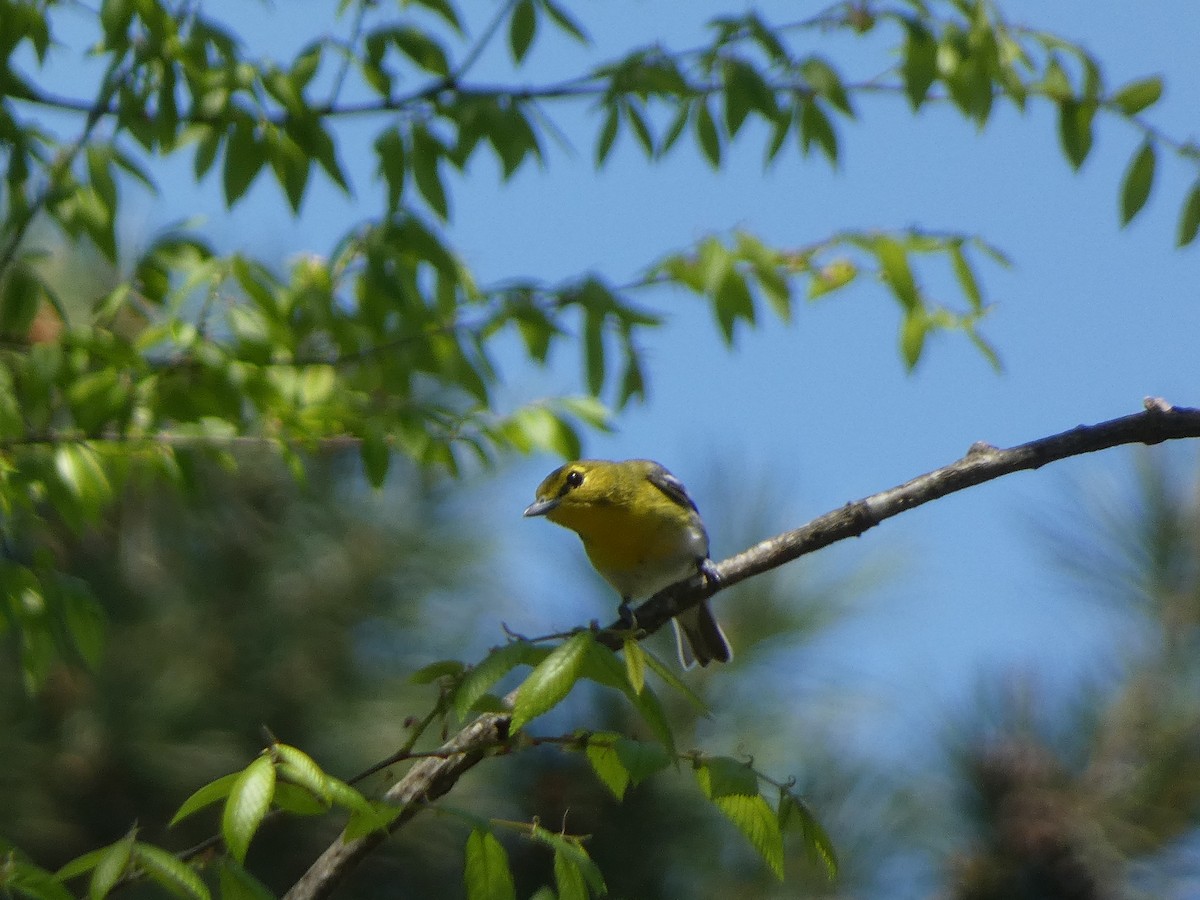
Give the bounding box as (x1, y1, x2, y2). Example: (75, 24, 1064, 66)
(2, 0, 1200, 895)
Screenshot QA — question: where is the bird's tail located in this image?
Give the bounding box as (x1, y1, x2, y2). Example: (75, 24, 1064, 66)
(673, 601, 732, 668)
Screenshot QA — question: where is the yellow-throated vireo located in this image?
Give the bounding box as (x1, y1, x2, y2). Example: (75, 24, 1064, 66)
(524, 459, 731, 668)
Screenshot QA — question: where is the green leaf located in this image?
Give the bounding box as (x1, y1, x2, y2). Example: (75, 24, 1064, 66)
(393, 26, 450, 76)
(411, 124, 449, 218)
(410, 659, 466, 683)
(509, 0, 537, 64)
(343, 800, 402, 841)
(660, 103, 690, 157)
(716, 793, 785, 880)
(59, 578, 106, 668)
(266, 127, 310, 213)
(623, 100, 654, 156)
(464, 829, 516, 900)
(582, 304, 605, 395)
(361, 425, 390, 488)
(541, 833, 606, 897)
(134, 843, 211, 900)
(100, 0, 135, 42)
(1110, 76, 1162, 115)
(510, 632, 591, 732)
(408, 0, 463, 33)
(694, 100, 721, 167)
(88, 832, 136, 899)
(86, 145, 118, 215)
(713, 269, 754, 344)
(57, 847, 107, 882)
(799, 56, 852, 116)
(1, 261, 42, 336)
(949, 242, 982, 311)
(194, 127, 224, 181)
(274, 743, 331, 806)
(217, 859, 276, 900)
(0, 850, 73, 900)
(736, 231, 791, 321)
(695, 756, 759, 799)
(582, 642, 676, 753)
(618, 350, 644, 407)
(778, 792, 839, 879)
(1177, 181, 1200, 247)
(902, 20, 938, 108)
(874, 238, 919, 312)
(583, 734, 631, 801)
(170, 773, 240, 826)
(553, 849, 588, 900)
(900, 310, 927, 371)
(965, 325, 1002, 372)
(584, 733, 671, 801)
(723, 57, 777, 136)
(595, 104, 620, 165)
(641, 646, 709, 714)
(223, 115, 266, 206)
(222, 754, 276, 864)
(540, 0, 588, 43)
(375, 126, 406, 213)
(1119, 141, 1156, 226)
(798, 98, 837, 164)
(1058, 98, 1095, 170)
(452, 641, 538, 719)
(623, 637, 645, 695)
(54, 444, 113, 521)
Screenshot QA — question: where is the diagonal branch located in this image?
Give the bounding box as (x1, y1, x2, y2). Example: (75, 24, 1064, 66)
(620, 399, 1200, 642)
(285, 398, 1200, 899)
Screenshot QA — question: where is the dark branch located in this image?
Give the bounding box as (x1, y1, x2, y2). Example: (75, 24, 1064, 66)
(285, 398, 1200, 899)
(618, 399, 1200, 643)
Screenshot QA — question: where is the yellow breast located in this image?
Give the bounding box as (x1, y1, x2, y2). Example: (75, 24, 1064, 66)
(550, 502, 706, 599)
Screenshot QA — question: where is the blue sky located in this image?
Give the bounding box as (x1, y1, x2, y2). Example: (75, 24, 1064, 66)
(438, 1, 1200, 746)
(35, 0, 1200, 841)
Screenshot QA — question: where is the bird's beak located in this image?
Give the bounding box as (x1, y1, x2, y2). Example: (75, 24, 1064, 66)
(523, 497, 559, 517)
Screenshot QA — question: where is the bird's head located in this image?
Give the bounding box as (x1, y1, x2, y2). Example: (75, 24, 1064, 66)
(523, 459, 622, 522)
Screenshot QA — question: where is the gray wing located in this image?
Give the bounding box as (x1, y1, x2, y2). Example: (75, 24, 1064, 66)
(646, 464, 700, 513)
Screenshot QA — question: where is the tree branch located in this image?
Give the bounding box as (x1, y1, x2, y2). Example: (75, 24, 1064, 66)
(285, 398, 1200, 898)
(620, 399, 1200, 642)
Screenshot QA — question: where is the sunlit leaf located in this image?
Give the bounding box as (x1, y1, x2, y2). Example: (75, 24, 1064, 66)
(134, 843, 211, 900)
(510, 632, 591, 731)
(88, 832, 136, 899)
(778, 791, 839, 879)
(222, 755, 276, 864)
(553, 849, 588, 900)
(452, 641, 539, 720)
(623, 637, 645, 695)
(464, 829, 516, 900)
(170, 773, 241, 826)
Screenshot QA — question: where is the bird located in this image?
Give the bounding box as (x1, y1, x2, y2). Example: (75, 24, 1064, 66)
(523, 458, 731, 668)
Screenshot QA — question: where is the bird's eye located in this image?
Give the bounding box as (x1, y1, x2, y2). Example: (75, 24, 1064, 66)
(566, 469, 584, 489)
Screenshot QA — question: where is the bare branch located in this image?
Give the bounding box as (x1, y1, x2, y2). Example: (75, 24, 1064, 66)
(285, 399, 1200, 898)
(623, 400, 1200, 642)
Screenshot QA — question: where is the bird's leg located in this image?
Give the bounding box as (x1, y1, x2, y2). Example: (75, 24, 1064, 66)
(698, 557, 720, 589)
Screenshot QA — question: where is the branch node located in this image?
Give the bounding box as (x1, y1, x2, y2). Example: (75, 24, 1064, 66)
(1144, 395, 1174, 414)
